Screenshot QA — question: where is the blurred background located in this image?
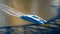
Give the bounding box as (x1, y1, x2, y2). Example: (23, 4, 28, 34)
(0, 0, 60, 34)
(0, 0, 59, 26)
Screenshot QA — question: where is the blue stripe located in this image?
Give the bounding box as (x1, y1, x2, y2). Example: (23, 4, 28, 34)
(20, 16, 45, 25)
